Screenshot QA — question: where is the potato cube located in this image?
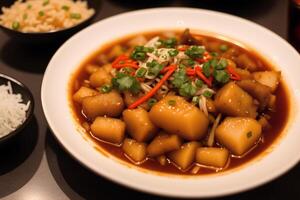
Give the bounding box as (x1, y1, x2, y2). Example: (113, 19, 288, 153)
(127, 35, 147, 47)
(85, 64, 100, 74)
(168, 142, 200, 170)
(108, 45, 124, 60)
(214, 82, 257, 118)
(235, 68, 252, 80)
(215, 117, 262, 155)
(122, 138, 147, 163)
(89, 68, 112, 88)
(123, 108, 157, 142)
(236, 54, 258, 72)
(253, 71, 281, 92)
(237, 79, 272, 111)
(73, 86, 98, 103)
(149, 96, 209, 140)
(147, 133, 182, 157)
(91, 117, 125, 144)
(82, 90, 124, 119)
(196, 147, 229, 168)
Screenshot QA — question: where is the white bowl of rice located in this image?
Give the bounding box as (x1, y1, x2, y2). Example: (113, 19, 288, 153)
(0, 74, 34, 145)
(0, 0, 98, 43)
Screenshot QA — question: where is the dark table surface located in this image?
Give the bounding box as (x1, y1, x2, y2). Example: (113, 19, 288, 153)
(1, 0, 299, 199)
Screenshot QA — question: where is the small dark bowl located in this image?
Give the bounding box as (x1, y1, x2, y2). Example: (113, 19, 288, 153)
(0, 0, 100, 44)
(0, 74, 34, 146)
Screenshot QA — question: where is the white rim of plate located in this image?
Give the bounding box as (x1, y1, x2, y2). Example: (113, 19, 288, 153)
(41, 7, 300, 198)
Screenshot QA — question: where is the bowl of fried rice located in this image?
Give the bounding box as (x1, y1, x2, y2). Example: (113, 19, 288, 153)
(0, 0, 99, 44)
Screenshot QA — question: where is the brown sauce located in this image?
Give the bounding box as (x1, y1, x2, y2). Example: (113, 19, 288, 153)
(69, 30, 290, 175)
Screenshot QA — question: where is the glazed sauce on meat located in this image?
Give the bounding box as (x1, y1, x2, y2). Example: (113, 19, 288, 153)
(69, 31, 290, 175)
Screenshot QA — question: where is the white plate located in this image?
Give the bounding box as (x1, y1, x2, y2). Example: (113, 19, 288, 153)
(41, 8, 300, 198)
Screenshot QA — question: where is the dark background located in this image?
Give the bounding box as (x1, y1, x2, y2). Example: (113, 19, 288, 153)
(0, 0, 298, 199)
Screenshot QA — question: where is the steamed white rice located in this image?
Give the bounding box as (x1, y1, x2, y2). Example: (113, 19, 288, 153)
(0, 0, 95, 33)
(0, 81, 30, 138)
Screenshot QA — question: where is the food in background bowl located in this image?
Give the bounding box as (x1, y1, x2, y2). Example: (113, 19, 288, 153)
(0, 81, 30, 137)
(69, 29, 289, 175)
(0, 0, 95, 33)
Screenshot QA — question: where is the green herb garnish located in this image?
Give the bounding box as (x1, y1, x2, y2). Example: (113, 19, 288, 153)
(179, 82, 197, 98)
(112, 72, 141, 94)
(148, 98, 157, 107)
(203, 91, 213, 98)
(210, 58, 218, 68)
(219, 44, 228, 52)
(202, 62, 211, 77)
(39, 11, 45, 16)
(62, 5, 70, 11)
(43, 0, 50, 6)
(70, 13, 81, 19)
(181, 58, 195, 67)
(185, 46, 205, 59)
(171, 68, 189, 88)
(23, 13, 28, 20)
(213, 70, 230, 84)
(211, 52, 219, 57)
(195, 79, 204, 88)
(168, 49, 179, 57)
(12, 21, 20, 30)
(146, 60, 163, 77)
(100, 84, 112, 93)
(247, 131, 253, 138)
(216, 59, 228, 70)
(168, 99, 176, 106)
(131, 46, 154, 61)
(160, 38, 177, 48)
(136, 68, 147, 78)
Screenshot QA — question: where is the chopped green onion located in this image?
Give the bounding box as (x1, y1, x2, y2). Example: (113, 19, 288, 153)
(185, 46, 205, 59)
(62, 5, 70, 11)
(43, 0, 49, 6)
(216, 59, 228, 70)
(131, 46, 153, 61)
(23, 13, 28, 20)
(219, 44, 228, 52)
(168, 99, 176, 106)
(179, 82, 197, 98)
(192, 96, 199, 104)
(171, 68, 189, 88)
(203, 91, 213, 98)
(146, 60, 163, 77)
(27, 4, 32, 9)
(112, 72, 141, 94)
(160, 38, 177, 48)
(214, 70, 230, 84)
(211, 52, 219, 57)
(148, 98, 157, 107)
(39, 11, 45, 17)
(100, 84, 112, 93)
(12, 21, 20, 30)
(210, 59, 218, 68)
(132, 52, 146, 61)
(181, 58, 195, 67)
(202, 62, 211, 77)
(247, 131, 253, 138)
(70, 13, 81, 19)
(136, 68, 147, 78)
(168, 49, 179, 57)
(195, 79, 203, 88)
(120, 67, 134, 74)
